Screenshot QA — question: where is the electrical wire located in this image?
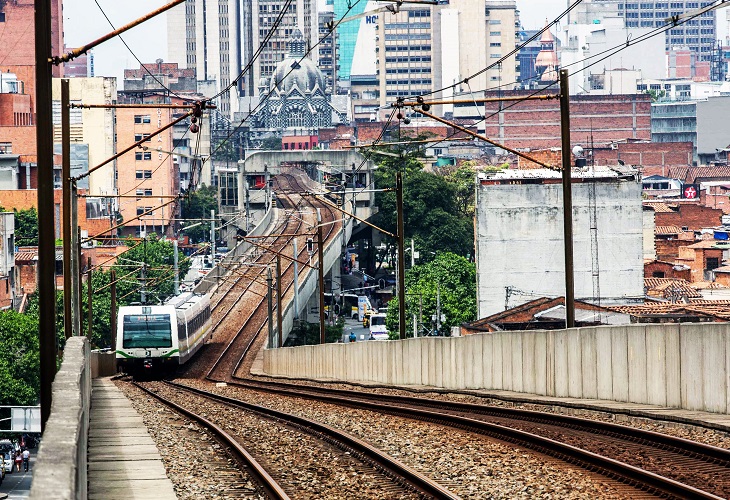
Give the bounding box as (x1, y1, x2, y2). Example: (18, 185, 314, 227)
(93, 0, 188, 102)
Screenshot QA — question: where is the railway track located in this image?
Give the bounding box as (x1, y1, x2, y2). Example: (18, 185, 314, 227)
(181, 168, 339, 380)
(133, 380, 290, 499)
(173, 165, 728, 498)
(215, 379, 729, 499)
(138, 380, 461, 499)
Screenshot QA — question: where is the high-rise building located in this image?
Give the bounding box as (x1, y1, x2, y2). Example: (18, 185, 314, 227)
(167, 0, 318, 116)
(574, 1, 717, 64)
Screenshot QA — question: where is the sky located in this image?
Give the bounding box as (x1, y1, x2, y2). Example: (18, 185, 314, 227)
(62, 0, 570, 83)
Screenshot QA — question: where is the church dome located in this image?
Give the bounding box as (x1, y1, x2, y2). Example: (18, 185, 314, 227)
(270, 29, 326, 94)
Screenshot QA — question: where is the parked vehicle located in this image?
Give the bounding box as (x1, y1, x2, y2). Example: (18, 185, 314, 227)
(368, 313, 388, 340)
(0, 440, 14, 475)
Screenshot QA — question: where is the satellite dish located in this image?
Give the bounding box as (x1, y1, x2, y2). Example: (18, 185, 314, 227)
(572, 145, 584, 157)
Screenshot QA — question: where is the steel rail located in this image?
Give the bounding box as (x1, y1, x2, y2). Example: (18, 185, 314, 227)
(133, 382, 290, 500)
(165, 381, 461, 500)
(226, 378, 726, 500)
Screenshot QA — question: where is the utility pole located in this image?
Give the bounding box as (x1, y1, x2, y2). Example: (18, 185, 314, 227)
(293, 239, 299, 321)
(396, 172, 406, 340)
(173, 239, 179, 296)
(87, 257, 93, 338)
(62, 79, 72, 339)
(317, 209, 326, 344)
(210, 209, 216, 265)
(411, 238, 416, 338)
(559, 69, 576, 329)
(276, 253, 283, 348)
(36, 0, 56, 431)
(74, 224, 81, 336)
(436, 283, 441, 335)
(140, 237, 147, 305)
(267, 268, 274, 349)
(110, 269, 117, 350)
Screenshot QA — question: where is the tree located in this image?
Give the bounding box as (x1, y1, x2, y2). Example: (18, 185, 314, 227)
(373, 153, 474, 262)
(442, 162, 477, 218)
(180, 184, 218, 244)
(260, 137, 282, 151)
(14, 208, 38, 246)
(112, 237, 192, 308)
(0, 311, 40, 405)
(385, 252, 477, 339)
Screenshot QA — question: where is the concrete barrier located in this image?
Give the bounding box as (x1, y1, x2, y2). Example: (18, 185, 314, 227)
(263, 323, 730, 415)
(90, 350, 116, 378)
(30, 336, 91, 500)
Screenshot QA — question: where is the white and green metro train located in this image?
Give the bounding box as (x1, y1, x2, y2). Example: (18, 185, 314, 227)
(115, 293, 211, 377)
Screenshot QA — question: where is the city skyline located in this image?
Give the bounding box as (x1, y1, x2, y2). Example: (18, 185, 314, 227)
(63, 0, 567, 83)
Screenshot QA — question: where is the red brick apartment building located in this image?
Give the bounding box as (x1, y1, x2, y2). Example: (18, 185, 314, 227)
(0, 0, 63, 185)
(482, 91, 651, 151)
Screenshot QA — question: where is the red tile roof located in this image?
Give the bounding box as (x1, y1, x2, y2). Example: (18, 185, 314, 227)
(667, 165, 730, 184)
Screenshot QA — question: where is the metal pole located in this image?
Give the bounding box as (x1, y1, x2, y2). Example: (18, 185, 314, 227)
(87, 257, 93, 339)
(210, 209, 216, 264)
(74, 224, 81, 336)
(317, 209, 326, 344)
(62, 79, 72, 339)
(110, 269, 117, 350)
(141, 238, 147, 305)
(396, 172, 406, 340)
(36, 0, 56, 432)
(54, 0, 187, 63)
(293, 239, 299, 320)
(276, 254, 283, 348)
(267, 268, 274, 348)
(173, 239, 179, 295)
(560, 69, 576, 329)
(436, 282, 441, 334)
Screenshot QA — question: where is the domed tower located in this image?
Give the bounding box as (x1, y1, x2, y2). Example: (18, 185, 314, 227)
(535, 19, 559, 83)
(263, 28, 333, 130)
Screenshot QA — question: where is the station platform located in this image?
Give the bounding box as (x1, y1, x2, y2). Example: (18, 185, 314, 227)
(88, 378, 177, 500)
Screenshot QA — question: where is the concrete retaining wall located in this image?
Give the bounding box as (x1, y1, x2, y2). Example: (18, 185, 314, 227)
(90, 350, 116, 378)
(264, 323, 730, 414)
(30, 336, 91, 500)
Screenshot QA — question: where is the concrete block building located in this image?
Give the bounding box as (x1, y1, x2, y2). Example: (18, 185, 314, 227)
(475, 166, 644, 318)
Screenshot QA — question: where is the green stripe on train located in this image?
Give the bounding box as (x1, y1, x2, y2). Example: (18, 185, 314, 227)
(115, 349, 179, 359)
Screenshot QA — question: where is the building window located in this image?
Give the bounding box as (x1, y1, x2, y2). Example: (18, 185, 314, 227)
(707, 257, 720, 270)
(144, 170, 152, 179)
(135, 152, 143, 160)
(0, 143, 11, 154)
(136, 170, 143, 179)
(134, 115, 151, 124)
(143, 152, 152, 160)
(134, 134, 152, 142)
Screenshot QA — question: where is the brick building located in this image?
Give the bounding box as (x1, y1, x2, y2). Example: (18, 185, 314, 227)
(653, 203, 723, 232)
(0, 0, 64, 188)
(592, 142, 693, 177)
(481, 91, 651, 150)
(644, 260, 691, 281)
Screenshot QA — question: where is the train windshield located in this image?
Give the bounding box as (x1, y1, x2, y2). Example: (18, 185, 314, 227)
(122, 314, 172, 348)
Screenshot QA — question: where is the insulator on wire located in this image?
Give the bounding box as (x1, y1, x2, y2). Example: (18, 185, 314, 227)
(421, 103, 431, 112)
(191, 116, 198, 124)
(403, 117, 411, 125)
(190, 123, 199, 134)
(193, 103, 203, 117)
(396, 112, 403, 120)
(417, 96, 424, 104)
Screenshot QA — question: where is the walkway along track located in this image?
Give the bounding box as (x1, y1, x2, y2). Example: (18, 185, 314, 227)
(140, 380, 461, 500)
(219, 379, 730, 499)
(133, 381, 290, 500)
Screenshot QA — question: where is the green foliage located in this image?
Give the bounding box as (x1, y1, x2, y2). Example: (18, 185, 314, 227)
(442, 163, 477, 218)
(260, 137, 282, 151)
(645, 89, 666, 102)
(112, 237, 192, 308)
(373, 152, 474, 261)
(385, 253, 477, 338)
(0, 310, 40, 405)
(180, 184, 218, 243)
